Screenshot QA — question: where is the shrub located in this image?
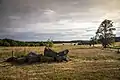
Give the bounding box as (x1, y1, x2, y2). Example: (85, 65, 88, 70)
(3, 41, 10, 47)
(46, 39, 54, 47)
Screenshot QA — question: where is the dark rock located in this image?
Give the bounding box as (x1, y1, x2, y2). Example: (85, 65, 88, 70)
(56, 56, 64, 62)
(5, 57, 17, 62)
(56, 56, 69, 62)
(44, 48, 69, 62)
(16, 57, 27, 64)
(40, 56, 54, 62)
(26, 52, 38, 57)
(56, 49, 69, 62)
(26, 52, 41, 63)
(44, 47, 57, 58)
(58, 49, 69, 56)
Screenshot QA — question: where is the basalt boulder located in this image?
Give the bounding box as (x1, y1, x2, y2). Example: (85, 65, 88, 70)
(5, 57, 17, 62)
(44, 47, 69, 62)
(26, 52, 42, 63)
(44, 47, 57, 58)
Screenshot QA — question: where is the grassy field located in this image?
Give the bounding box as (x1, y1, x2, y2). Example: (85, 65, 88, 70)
(0, 45, 120, 80)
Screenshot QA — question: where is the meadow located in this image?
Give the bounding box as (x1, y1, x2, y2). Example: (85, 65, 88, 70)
(0, 44, 120, 80)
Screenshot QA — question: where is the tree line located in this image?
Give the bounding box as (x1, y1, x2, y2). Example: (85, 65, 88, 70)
(0, 38, 53, 47)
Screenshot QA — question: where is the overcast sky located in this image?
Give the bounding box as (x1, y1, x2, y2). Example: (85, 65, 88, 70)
(0, 0, 120, 41)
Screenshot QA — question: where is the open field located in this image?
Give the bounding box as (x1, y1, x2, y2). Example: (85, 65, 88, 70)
(0, 45, 120, 80)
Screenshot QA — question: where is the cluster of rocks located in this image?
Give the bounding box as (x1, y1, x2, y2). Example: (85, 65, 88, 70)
(5, 47, 69, 64)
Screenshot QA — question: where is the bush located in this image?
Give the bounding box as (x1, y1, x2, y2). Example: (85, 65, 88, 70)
(0, 40, 3, 46)
(11, 41, 18, 46)
(48, 41, 54, 47)
(46, 39, 54, 47)
(3, 41, 10, 47)
(39, 42, 45, 46)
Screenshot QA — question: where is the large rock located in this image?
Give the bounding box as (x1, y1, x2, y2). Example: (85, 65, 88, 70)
(16, 57, 27, 64)
(26, 52, 41, 63)
(58, 49, 69, 56)
(56, 55, 69, 62)
(44, 48, 69, 62)
(56, 49, 69, 62)
(44, 47, 57, 58)
(26, 52, 38, 57)
(40, 56, 54, 62)
(5, 57, 17, 62)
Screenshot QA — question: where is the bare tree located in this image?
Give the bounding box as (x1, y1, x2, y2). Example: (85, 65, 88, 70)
(96, 19, 116, 48)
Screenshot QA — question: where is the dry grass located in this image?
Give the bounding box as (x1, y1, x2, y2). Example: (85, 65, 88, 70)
(115, 42, 120, 46)
(0, 45, 120, 80)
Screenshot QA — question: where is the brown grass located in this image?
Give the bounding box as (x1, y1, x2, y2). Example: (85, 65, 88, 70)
(0, 45, 120, 80)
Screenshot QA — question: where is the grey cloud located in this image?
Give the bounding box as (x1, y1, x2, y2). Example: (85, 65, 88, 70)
(116, 31, 120, 36)
(0, 28, 89, 41)
(0, 0, 120, 41)
(0, 31, 64, 41)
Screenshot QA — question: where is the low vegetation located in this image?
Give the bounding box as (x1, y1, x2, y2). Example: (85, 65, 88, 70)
(0, 38, 53, 47)
(0, 44, 120, 80)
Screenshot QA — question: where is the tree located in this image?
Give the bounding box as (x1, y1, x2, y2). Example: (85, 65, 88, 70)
(46, 39, 54, 47)
(96, 19, 116, 48)
(0, 40, 3, 46)
(11, 41, 18, 46)
(3, 41, 10, 47)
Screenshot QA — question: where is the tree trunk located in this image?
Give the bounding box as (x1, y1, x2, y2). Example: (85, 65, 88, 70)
(104, 24, 107, 48)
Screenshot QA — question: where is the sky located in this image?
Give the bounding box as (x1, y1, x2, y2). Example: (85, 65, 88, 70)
(0, 0, 120, 41)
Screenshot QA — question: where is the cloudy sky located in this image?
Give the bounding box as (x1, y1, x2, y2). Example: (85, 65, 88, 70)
(0, 0, 120, 41)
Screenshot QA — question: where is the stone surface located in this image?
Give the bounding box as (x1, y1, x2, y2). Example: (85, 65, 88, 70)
(16, 57, 27, 64)
(40, 56, 54, 62)
(58, 49, 69, 56)
(44, 47, 57, 58)
(44, 47, 69, 62)
(5, 57, 17, 62)
(26, 52, 41, 63)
